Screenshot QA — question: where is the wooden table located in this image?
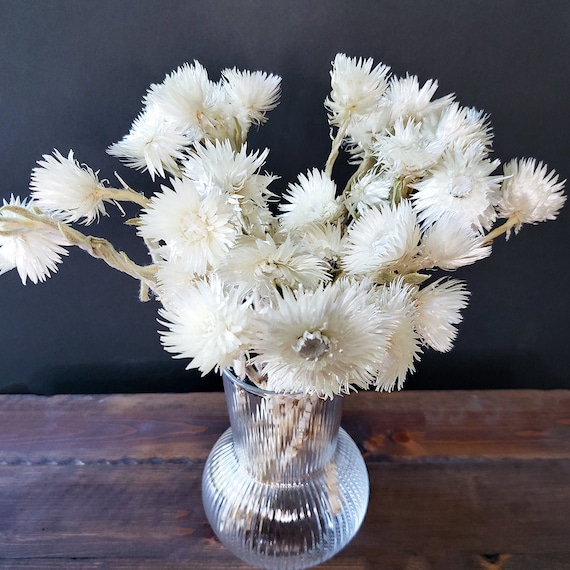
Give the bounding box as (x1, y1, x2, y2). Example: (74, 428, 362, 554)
(0, 390, 568, 569)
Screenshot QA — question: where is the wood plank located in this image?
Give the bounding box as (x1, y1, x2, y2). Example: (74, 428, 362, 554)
(0, 390, 568, 568)
(0, 390, 568, 461)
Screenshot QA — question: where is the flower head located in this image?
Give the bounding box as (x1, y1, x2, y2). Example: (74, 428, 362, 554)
(279, 169, 341, 231)
(159, 276, 253, 375)
(412, 143, 502, 231)
(325, 54, 390, 127)
(497, 158, 566, 235)
(30, 150, 107, 224)
(222, 67, 281, 129)
(413, 278, 469, 352)
(0, 196, 69, 284)
(138, 177, 236, 275)
(144, 61, 226, 139)
(343, 201, 420, 276)
(253, 278, 391, 397)
(107, 105, 191, 180)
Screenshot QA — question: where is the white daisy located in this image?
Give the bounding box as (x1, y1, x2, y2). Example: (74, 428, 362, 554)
(144, 61, 226, 139)
(221, 67, 281, 129)
(497, 158, 566, 235)
(107, 105, 192, 181)
(218, 234, 330, 299)
(412, 143, 502, 231)
(414, 279, 469, 352)
(138, 177, 236, 276)
(279, 169, 342, 231)
(374, 279, 421, 391)
(343, 201, 420, 276)
(30, 149, 108, 224)
(325, 54, 391, 128)
(159, 276, 253, 375)
(0, 196, 69, 284)
(293, 221, 345, 264)
(420, 213, 492, 270)
(253, 278, 391, 397)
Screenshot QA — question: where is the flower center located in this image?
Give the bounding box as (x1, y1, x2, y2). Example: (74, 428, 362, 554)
(293, 330, 331, 361)
(450, 175, 473, 198)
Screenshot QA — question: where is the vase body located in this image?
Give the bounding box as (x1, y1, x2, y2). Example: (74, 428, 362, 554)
(202, 369, 369, 569)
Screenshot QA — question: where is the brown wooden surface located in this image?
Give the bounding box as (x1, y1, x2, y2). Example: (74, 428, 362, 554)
(0, 390, 569, 569)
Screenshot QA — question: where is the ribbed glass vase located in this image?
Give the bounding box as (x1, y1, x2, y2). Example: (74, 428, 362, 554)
(202, 369, 370, 569)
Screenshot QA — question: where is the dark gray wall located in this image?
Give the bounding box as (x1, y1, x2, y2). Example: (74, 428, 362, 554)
(0, 1, 568, 393)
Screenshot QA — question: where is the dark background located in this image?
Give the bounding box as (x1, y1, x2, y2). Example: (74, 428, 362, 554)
(0, 1, 568, 394)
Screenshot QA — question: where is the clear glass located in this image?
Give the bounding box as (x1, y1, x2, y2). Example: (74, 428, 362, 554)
(202, 369, 370, 569)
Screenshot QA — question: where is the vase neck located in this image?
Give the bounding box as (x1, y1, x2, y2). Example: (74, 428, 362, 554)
(222, 371, 342, 483)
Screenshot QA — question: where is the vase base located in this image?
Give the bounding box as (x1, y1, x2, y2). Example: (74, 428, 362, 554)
(202, 426, 369, 570)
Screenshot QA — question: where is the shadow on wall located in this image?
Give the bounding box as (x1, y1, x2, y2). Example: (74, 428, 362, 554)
(0, 349, 564, 395)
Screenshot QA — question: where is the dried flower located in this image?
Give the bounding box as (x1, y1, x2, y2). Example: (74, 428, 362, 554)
(1, 56, 565, 396)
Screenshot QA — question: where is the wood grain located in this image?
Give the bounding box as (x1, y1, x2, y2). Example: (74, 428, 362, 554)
(0, 390, 568, 569)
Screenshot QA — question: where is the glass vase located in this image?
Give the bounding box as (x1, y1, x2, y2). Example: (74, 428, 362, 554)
(202, 369, 369, 569)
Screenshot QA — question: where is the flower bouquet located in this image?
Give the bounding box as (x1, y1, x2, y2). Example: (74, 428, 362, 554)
(0, 54, 565, 569)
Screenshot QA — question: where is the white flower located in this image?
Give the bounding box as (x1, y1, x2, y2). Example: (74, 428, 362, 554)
(159, 276, 253, 375)
(279, 169, 342, 231)
(412, 143, 502, 231)
(343, 201, 420, 275)
(138, 177, 236, 275)
(0, 196, 69, 284)
(294, 221, 345, 263)
(144, 61, 226, 139)
(374, 279, 421, 391)
(423, 102, 492, 153)
(253, 278, 391, 397)
(222, 67, 281, 129)
(497, 158, 566, 235)
(374, 117, 445, 178)
(344, 169, 393, 214)
(383, 74, 453, 125)
(420, 213, 492, 270)
(184, 139, 271, 205)
(107, 105, 192, 181)
(218, 234, 330, 299)
(414, 278, 470, 352)
(30, 150, 107, 224)
(325, 54, 390, 128)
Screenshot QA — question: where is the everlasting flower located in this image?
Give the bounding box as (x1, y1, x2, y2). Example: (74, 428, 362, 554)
(420, 213, 492, 270)
(412, 143, 502, 231)
(218, 234, 330, 299)
(159, 276, 253, 374)
(222, 68, 281, 129)
(344, 169, 392, 214)
(253, 279, 391, 397)
(325, 54, 390, 128)
(413, 278, 469, 352)
(343, 201, 420, 276)
(374, 117, 445, 178)
(280, 169, 342, 231)
(383, 74, 453, 125)
(30, 150, 108, 224)
(184, 139, 272, 206)
(145, 61, 225, 139)
(107, 105, 191, 180)
(374, 279, 421, 391)
(497, 158, 566, 236)
(0, 196, 69, 284)
(138, 177, 236, 275)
